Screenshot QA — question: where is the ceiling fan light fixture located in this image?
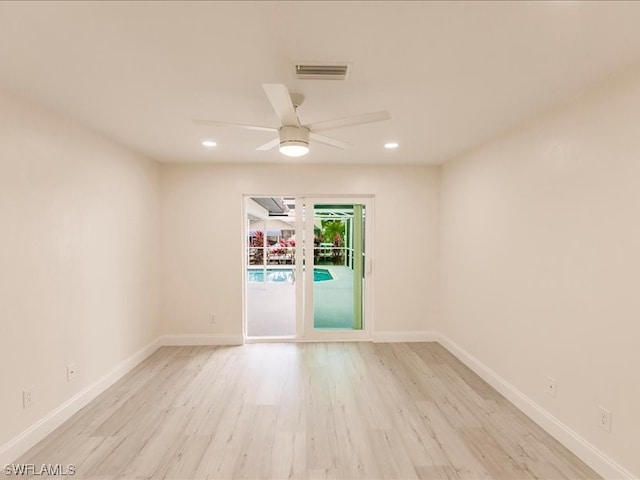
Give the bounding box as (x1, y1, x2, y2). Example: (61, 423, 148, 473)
(279, 125, 310, 157)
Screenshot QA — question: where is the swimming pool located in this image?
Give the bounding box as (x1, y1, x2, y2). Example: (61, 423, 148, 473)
(248, 268, 333, 283)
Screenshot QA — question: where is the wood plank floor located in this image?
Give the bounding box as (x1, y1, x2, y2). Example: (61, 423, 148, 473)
(16, 343, 600, 479)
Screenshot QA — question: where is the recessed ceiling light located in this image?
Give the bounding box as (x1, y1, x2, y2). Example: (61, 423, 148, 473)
(202, 140, 217, 147)
(384, 142, 399, 149)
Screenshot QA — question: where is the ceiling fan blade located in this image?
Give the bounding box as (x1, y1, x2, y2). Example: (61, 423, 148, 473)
(256, 138, 280, 151)
(309, 132, 351, 150)
(262, 84, 299, 127)
(192, 119, 277, 133)
(306, 110, 391, 133)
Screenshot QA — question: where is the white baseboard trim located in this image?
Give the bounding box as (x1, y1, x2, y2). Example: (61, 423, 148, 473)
(0, 336, 161, 467)
(160, 334, 244, 346)
(372, 330, 439, 343)
(435, 333, 636, 480)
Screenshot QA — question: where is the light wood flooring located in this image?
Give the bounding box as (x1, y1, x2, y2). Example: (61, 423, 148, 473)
(17, 343, 600, 479)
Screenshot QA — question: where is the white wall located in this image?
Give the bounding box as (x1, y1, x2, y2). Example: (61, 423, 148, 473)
(0, 89, 160, 452)
(160, 163, 440, 337)
(440, 68, 640, 477)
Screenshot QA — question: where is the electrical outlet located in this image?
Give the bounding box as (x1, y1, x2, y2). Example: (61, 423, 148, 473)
(209, 314, 216, 324)
(23, 387, 34, 409)
(67, 363, 76, 382)
(598, 406, 612, 432)
(546, 376, 557, 398)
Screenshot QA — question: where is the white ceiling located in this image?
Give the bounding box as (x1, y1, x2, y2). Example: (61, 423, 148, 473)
(1, 1, 640, 165)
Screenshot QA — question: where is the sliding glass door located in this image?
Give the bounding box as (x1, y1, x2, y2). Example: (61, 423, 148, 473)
(244, 196, 371, 340)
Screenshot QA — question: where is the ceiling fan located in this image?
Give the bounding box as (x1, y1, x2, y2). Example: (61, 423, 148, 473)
(193, 84, 391, 157)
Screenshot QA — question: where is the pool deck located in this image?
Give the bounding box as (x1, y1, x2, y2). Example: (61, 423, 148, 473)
(313, 266, 355, 329)
(246, 266, 355, 336)
(246, 281, 296, 336)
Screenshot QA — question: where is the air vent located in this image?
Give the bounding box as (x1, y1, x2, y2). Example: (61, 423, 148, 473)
(295, 63, 351, 80)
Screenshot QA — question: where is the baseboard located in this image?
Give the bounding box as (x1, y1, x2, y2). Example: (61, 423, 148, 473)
(160, 334, 244, 346)
(372, 330, 439, 343)
(435, 333, 636, 480)
(0, 336, 161, 467)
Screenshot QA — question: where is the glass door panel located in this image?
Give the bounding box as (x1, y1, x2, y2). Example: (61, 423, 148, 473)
(303, 199, 369, 339)
(245, 197, 298, 337)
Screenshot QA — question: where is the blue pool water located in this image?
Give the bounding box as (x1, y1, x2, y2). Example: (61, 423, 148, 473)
(248, 268, 333, 283)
